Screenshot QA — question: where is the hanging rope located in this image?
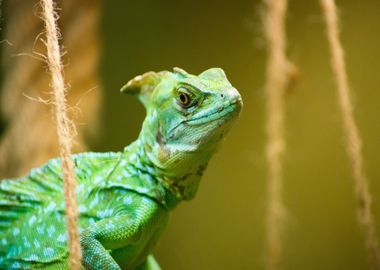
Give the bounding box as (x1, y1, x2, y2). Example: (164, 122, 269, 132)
(263, 0, 294, 269)
(40, 0, 82, 269)
(0, 0, 101, 179)
(320, 0, 380, 269)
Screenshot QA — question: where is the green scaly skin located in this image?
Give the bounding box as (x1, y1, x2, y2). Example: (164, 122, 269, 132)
(0, 67, 242, 269)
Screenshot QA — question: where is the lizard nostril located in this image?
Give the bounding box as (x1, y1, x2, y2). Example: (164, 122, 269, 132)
(221, 94, 224, 98)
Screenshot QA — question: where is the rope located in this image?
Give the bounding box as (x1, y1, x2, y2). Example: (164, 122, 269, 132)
(40, 0, 82, 268)
(0, 0, 101, 179)
(320, 0, 380, 269)
(263, 0, 294, 269)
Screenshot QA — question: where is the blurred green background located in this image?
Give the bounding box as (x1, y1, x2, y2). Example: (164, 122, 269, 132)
(96, 0, 380, 269)
(2, 0, 380, 269)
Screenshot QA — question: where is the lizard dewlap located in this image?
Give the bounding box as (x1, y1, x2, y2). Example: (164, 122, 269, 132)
(0, 67, 242, 269)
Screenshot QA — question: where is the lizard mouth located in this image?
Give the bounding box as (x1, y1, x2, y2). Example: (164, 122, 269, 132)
(186, 98, 242, 125)
(167, 97, 242, 138)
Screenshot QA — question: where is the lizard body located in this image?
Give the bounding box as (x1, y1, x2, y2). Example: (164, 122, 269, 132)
(0, 67, 242, 269)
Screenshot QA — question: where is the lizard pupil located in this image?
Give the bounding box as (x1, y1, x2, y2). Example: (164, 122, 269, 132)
(179, 92, 190, 106)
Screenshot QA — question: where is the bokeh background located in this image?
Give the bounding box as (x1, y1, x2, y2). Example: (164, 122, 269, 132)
(1, 0, 380, 269)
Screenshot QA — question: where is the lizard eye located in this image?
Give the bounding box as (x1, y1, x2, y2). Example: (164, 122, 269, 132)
(176, 88, 192, 107)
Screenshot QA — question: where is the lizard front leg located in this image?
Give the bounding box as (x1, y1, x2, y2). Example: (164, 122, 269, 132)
(80, 214, 144, 270)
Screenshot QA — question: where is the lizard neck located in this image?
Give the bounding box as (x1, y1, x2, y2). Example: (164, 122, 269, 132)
(120, 140, 179, 210)
(129, 112, 217, 201)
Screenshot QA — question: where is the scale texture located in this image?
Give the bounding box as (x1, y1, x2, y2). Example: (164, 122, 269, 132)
(0, 68, 242, 269)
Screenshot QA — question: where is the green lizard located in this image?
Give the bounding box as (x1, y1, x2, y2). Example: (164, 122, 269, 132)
(0, 67, 242, 269)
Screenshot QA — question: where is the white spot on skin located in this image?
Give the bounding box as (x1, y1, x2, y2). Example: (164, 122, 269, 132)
(89, 194, 99, 208)
(94, 176, 102, 184)
(105, 222, 115, 230)
(13, 228, 20, 236)
(146, 166, 155, 175)
(55, 212, 61, 221)
(141, 197, 151, 204)
(57, 233, 66, 243)
(11, 262, 21, 268)
(119, 160, 127, 167)
(149, 110, 157, 124)
(1, 238, 7, 245)
(43, 247, 55, 257)
(34, 239, 41, 248)
(130, 153, 137, 161)
(29, 215, 37, 226)
(47, 225, 56, 237)
(23, 237, 31, 248)
(123, 196, 133, 205)
(97, 209, 113, 219)
(37, 226, 44, 235)
(123, 184, 133, 190)
(128, 166, 137, 175)
(76, 184, 84, 194)
(26, 254, 38, 261)
(122, 170, 130, 178)
(136, 187, 149, 193)
(45, 201, 56, 213)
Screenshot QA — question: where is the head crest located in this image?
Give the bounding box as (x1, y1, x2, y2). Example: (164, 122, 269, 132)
(121, 71, 169, 107)
(173, 67, 189, 77)
(199, 68, 227, 81)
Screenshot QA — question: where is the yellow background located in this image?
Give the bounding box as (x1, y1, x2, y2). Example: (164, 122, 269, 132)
(97, 1, 380, 269)
(1, 0, 377, 269)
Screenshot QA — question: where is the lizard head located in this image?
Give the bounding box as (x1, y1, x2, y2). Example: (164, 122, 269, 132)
(121, 67, 242, 200)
